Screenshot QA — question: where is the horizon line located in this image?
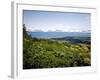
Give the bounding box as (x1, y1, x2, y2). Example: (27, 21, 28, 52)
(26, 29, 91, 33)
(26, 31, 91, 33)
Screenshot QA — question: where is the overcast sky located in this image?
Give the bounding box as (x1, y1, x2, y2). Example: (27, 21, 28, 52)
(23, 10, 91, 32)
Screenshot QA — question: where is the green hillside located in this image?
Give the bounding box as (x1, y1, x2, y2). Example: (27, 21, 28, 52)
(23, 25, 91, 69)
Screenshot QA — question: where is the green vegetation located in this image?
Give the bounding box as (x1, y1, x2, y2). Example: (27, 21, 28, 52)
(23, 25, 91, 69)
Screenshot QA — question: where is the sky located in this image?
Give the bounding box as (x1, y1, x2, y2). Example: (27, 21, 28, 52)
(23, 10, 91, 32)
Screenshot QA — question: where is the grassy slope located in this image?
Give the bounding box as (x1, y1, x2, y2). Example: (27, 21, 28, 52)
(23, 38, 91, 69)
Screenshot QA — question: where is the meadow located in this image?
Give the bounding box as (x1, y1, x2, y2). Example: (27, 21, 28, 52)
(23, 26, 91, 69)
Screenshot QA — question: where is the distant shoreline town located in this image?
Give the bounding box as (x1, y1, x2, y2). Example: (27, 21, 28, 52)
(26, 29, 91, 33)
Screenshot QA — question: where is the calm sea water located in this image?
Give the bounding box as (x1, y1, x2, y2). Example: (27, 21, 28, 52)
(27, 32, 90, 38)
